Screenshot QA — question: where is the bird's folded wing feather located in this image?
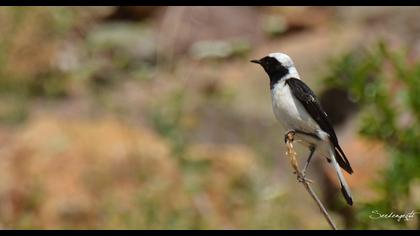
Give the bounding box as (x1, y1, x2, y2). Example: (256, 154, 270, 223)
(285, 78, 353, 174)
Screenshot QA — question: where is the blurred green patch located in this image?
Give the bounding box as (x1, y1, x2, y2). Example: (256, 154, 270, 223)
(0, 7, 158, 125)
(322, 40, 420, 229)
(262, 14, 288, 38)
(150, 89, 187, 157)
(0, 7, 79, 123)
(189, 39, 251, 61)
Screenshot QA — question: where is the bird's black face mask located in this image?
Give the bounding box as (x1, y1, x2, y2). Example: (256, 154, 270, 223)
(251, 56, 289, 79)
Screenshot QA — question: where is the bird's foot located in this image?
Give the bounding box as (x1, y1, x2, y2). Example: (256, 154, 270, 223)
(297, 174, 314, 184)
(284, 129, 296, 143)
(301, 166, 308, 178)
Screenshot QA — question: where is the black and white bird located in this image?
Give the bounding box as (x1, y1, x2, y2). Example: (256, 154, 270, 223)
(251, 53, 353, 206)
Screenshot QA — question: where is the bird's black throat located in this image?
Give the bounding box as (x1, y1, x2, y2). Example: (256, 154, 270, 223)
(254, 56, 289, 89)
(269, 73, 287, 90)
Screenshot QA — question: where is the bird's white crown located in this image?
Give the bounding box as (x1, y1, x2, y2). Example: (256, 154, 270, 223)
(268, 52, 300, 79)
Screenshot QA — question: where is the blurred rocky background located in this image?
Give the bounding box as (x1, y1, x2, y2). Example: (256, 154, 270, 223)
(0, 6, 419, 229)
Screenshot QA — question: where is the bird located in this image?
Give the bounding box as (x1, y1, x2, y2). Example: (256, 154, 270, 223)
(251, 52, 353, 206)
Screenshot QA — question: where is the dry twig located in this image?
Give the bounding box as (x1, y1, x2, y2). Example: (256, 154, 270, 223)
(285, 131, 337, 230)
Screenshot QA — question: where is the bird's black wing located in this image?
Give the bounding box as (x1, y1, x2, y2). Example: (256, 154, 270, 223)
(286, 78, 353, 174)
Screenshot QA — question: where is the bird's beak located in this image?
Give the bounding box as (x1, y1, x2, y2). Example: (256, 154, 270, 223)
(250, 59, 261, 64)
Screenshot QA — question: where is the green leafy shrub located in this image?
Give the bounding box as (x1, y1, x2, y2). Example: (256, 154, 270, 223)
(323, 41, 420, 229)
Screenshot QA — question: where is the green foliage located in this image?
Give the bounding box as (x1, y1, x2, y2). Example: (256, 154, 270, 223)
(323, 41, 420, 229)
(151, 89, 187, 157)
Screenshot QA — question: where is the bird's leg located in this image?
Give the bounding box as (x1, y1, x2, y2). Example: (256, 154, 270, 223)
(284, 129, 315, 183)
(302, 145, 316, 178)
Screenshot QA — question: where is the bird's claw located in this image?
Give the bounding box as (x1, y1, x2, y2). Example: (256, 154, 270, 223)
(301, 168, 307, 178)
(297, 175, 314, 183)
(284, 129, 296, 143)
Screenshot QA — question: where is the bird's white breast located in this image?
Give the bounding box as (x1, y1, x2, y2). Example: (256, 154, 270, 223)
(271, 80, 319, 134)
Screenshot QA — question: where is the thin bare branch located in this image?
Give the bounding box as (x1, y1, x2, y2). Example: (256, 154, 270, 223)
(285, 131, 338, 230)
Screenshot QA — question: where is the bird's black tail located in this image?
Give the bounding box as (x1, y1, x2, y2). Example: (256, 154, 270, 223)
(334, 145, 353, 174)
(329, 144, 353, 206)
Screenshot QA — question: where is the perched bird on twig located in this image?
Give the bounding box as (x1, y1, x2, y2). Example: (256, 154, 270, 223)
(251, 53, 353, 206)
